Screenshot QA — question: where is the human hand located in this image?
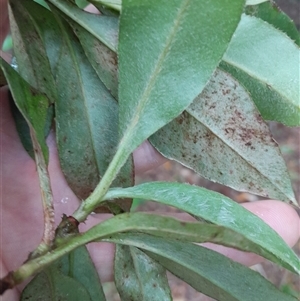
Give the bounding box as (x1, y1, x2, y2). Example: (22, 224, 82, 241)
(0, 2, 299, 300)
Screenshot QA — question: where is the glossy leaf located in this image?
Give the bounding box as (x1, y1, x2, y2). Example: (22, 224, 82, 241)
(74, 212, 297, 273)
(20, 266, 92, 301)
(70, 20, 118, 98)
(48, 0, 118, 51)
(150, 69, 296, 204)
(105, 233, 297, 301)
(8, 0, 57, 104)
(114, 245, 171, 300)
(118, 0, 245, 157)
(103, 183, 300, 274)
(58, 246, 106, 301)
(1, 58, 49, 162)
(222, 14, 300, 126)
(245, 1, 300, 46)
(51, 12, 133, 205)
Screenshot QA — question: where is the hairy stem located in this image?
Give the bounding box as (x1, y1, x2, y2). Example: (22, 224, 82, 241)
(72, 134, 131, 222)
(29, 127, 55, 257)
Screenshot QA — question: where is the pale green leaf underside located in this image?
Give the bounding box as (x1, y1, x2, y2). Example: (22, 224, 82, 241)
(246, 0, 268, 5)
(114, 245, 172, 300)
(103, 183, 300, 274)
(150, 69, 296, 204)
(245, 1, 300, 46)
(223, 14, 300, 126)
(118, 0, 245, 157)
(70, 20, 118, 98)
(48, 0, 118, 51)
(105, 234, 297, 301)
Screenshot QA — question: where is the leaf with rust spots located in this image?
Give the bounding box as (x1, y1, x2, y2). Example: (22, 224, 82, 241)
(72, 21, 119, 99)
(48, 0, 118, 51)
(114, 245, 172, 301)
(150, 69, 296, 205)
(51, 11, 133, 207)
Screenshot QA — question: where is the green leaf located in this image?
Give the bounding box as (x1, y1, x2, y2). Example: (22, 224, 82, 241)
(69, 20, 118, 98)
(20, 265, 92, 301)
(246, 0, 267, 4)
(48, 0, 118, 51)
(118, 0, 245, 158)
(222, 14, 300, 126)
(8, 90, 53, 163)
(105, 233, 297, 301)
(89, 0, 121, 11)
(21, 0, 64, 75)
(150, 69, 296, 204)
(103, 183, 300, 274)
(1, 58, 50, 162)
(79, 212, 297, 273)
(245, 1, 300, 46)
(58, 246, 107, 301)
(51, 12, 133, 207)
(114, 245, 172, 300)
(75, 0, 89, 9)
(8, 0, 57, 104)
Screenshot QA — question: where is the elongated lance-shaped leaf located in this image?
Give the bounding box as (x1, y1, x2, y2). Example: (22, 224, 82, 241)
(77, 212, 298, 273)
(20, 265, 92, 301)
(118, 0, 245, 158)
(114, 245, 172, 300)
(6, 210, 298, 290)
(68, 19, 118, 98)
(222, 14, 300, 126)
(150, 69, 296, 204)
(103, 183, 300, 274)
(20, 0, 64, 76)
(1, 59, 55, 249)
(48, 0, 118, 51)
(51, 11, 133, 210)
(8, 0, 57, 104)
(58, 246, 107, 301)
(245, 1, 300, 46)
(105, 234, 297, 301)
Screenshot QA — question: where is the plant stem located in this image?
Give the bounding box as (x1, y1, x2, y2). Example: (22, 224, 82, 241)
(30, 128, 55, 257)
(72, 136, 131, 222)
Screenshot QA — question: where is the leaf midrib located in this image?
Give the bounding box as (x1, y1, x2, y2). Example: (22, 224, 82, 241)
(122, 0, 191, 137)
(59, 18, 101, 176)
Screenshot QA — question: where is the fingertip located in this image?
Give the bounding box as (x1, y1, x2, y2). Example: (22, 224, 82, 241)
(242, 200, 300, 248)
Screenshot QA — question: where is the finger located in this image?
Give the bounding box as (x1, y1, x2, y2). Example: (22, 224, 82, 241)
(203, 200, 300, 266)
(133, 140, 168, 174)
